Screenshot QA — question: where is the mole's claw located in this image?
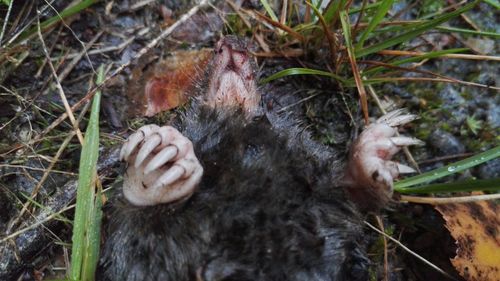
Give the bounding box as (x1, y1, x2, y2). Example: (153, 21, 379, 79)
(344, 109, 422, 210)
(390, 136, 424, 147)
(120, 124, 160, 161)
(144, 146, 178, 175)
(377, 109, 418, 127)
(397, 163, 417, 174)
(135, 134, 161, 168)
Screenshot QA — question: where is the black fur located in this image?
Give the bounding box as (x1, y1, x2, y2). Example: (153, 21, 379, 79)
(99, 101, 369, 281)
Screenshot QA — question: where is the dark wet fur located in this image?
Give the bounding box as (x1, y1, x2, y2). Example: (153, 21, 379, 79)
(99, 100, 370, 281)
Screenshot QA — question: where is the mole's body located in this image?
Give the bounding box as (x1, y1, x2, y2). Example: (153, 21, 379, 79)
(99, 36, 420, 281)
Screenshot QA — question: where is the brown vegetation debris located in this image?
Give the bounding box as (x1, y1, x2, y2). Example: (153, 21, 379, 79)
(127, 49, 212, 117)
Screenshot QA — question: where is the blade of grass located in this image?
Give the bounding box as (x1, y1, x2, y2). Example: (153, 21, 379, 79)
(355, 0, 479, 57)
(394, 145, 500, 189)
(260, 67, 347, 85)
(349, 2, 382, 14)
(340, 10, 369, 123)
(322, 0, 349, 26)
(356, 0, 395, 50)
(365, 22, 500, 39)
(435, 25, 500, 38)
(359, 48, 469, 78)
(70, 65, 104, 281)
(483, 0, 500, 9)
(259, 0, 279, 22)
(396, 178, 500, 194)
(81, 182, 103, 280)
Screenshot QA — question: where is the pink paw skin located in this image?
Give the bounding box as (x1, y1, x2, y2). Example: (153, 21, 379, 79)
(343, 109, 423, 210)
(119, 125, 203, 206)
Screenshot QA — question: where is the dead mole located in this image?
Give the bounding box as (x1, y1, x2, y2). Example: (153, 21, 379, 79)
(98, 36, 421, 281)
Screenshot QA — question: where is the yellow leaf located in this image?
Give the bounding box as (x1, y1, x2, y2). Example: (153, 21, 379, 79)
(436, 200, 500, 281)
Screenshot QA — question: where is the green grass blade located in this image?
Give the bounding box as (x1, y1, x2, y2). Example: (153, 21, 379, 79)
(322, 0, 348, 25)
(396, 178, 500, 194)
(395, 145, 500, 189)
(259, 0, 279, 22)
(481, 0, 499, 9)
(82, 184, 103, 280)
(348, 2, 382, 14)
(70, 65, 104, 281)
(356, 0, 395, 49)
(260, 67, 347, 84)
(356, 48, 469, 79)
(435, 26, 500, 38)
(355, 0, 479, 57)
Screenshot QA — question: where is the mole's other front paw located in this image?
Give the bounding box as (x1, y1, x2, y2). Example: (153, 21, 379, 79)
(344, 109, 423, 210)
(120, 125, 203, 206)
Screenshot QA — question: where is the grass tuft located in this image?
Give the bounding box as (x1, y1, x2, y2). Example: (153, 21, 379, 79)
(69, 65, 105, 281)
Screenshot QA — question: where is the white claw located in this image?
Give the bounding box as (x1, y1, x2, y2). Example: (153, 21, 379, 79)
(134, 134, 162, 168)
(120, 124, 159, 161)
(153, 165, 185, 189)
(390, 136, 424, 146)
(385, 114, 418, 127)
(144, 146, 178, 175)
(397, 163, 417, 174)
(376, 109, 406, 123)
(377, 109, 418, 127)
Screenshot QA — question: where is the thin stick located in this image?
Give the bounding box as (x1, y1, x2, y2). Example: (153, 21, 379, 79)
(364, 221, 457, 280)
(377, 50, 500, 62)
(375, 215, 389, 281)
(37, 12, 85, 144)
(0, 0, 14, 44)
(0, 205, 75, 244)
(400, 193, 500, 204)
(0, 164, 76, 175)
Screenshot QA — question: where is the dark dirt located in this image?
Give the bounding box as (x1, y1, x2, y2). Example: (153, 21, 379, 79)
(0, 0, 498, 280)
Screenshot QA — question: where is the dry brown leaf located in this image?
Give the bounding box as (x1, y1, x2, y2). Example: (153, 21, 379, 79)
(436, 201, 500, 281)
(127, 49, 212, 117)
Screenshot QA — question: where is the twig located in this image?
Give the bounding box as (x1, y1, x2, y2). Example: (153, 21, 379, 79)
(37, 12, 85, 144)
(43, 0, 97, 75)
(364, 221, 457, 280)
(375, 215, 389, 281)
(0, 0, 15, 44)
(417, 153, 474, 165)
(0, 205, 75, 244)
(6, 99, 92, 232)
(49, 33, 132, 60)
(377, 50, 500, 62)
(130, 0, 156, 11)
(0, 164, 76, 175)
(399, 193, 500, 204)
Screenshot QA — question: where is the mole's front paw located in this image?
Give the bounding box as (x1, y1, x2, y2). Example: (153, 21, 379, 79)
(344, 110, 423, 209)
(120, 125, 203, 206)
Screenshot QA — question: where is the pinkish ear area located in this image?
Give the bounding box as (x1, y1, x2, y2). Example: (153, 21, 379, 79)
(204, 36, 260, 117)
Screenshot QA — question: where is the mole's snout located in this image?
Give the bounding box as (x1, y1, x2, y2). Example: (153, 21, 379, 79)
(205, 36, 260, 116)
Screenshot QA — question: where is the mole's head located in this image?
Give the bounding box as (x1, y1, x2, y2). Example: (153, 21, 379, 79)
(202, 36, 260, 116)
